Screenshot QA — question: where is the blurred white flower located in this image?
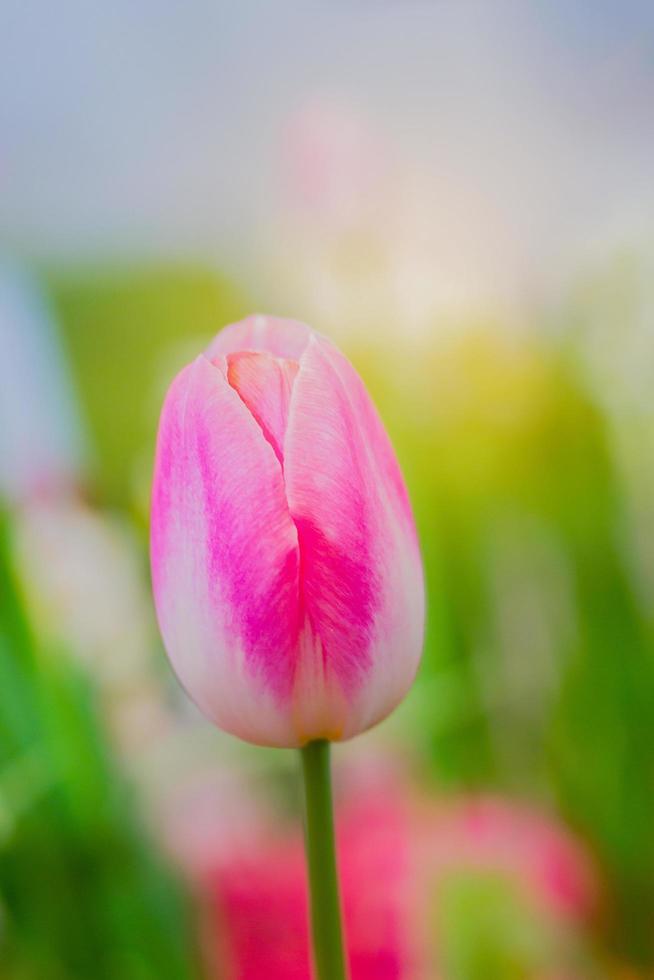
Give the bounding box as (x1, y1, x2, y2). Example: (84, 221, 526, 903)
(0, 265, 86, 503)
(14, 498, 174, 762)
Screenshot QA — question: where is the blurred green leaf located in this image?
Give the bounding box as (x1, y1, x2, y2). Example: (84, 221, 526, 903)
(0, 508, 201, 979)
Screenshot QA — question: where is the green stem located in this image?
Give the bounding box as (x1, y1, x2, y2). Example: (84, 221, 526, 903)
(300, 740, 348, 980)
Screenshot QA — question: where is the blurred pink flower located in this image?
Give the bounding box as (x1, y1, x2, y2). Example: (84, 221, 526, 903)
(281, 99, 387, 230)
(417, 795, 598, 925)
(191, 774, 599, 979)
(203, 772, 416, 980)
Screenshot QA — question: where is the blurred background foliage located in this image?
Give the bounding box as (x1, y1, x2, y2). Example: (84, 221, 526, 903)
(0, 511, 198, 980)
(2, 1, 654, 977)
(2, 256, 654, 977)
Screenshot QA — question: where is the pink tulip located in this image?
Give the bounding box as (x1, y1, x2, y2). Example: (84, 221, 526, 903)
(150, 315, 424, 747)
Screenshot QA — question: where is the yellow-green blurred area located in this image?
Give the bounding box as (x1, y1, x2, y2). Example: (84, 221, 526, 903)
(2, 2, 654, 978)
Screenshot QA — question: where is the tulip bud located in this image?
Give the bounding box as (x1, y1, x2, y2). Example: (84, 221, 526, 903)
(150, 316, 424, 747)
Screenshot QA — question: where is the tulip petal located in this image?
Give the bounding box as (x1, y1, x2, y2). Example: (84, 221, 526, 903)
(225, 351, 298, 466)
(150, 355, 302, 745)
(284, 335, 424, 740)
(207, 314, 311, 361)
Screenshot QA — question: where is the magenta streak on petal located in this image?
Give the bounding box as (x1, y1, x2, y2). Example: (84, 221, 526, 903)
(153, 357, 302, 705)
(196, 360, 301, 700)
(294, 515, 377, 691)
(221, 342, 378, 700)
(150, 367, 190, 601)
(284, 338, 380, 696)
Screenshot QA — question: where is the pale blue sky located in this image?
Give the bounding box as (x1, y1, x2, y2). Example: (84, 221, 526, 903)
(1, 1, 652, 306)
